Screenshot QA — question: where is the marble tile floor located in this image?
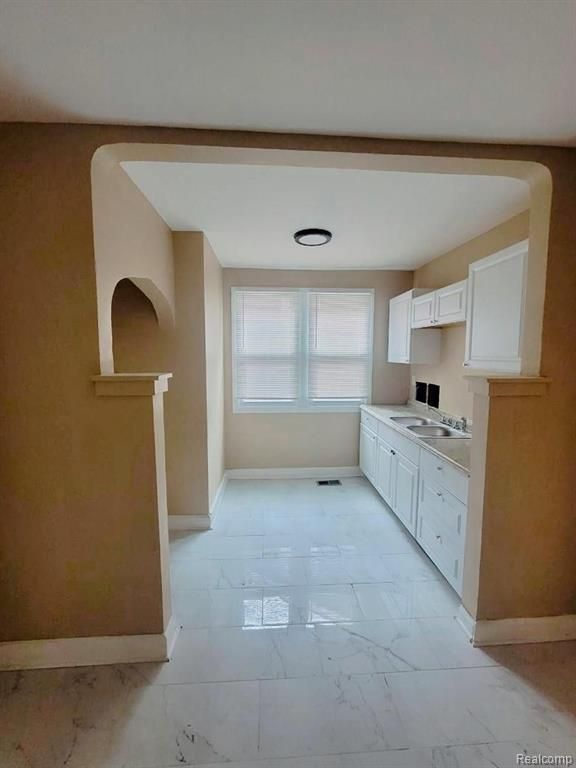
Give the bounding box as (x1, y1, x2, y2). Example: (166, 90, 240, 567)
(2, 477, 576, 768)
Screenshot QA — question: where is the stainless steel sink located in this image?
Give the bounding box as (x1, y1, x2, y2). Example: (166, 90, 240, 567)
(390, 416, 435, 427)
(407, 424, 468, 438)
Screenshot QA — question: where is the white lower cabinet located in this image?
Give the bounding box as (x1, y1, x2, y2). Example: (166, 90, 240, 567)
(359, 423, 377, 484)
(375, 438, 395, 508)
(416, 472, 467, 594)
(360, 410, 469, 596)
(393, 453, 419, 535)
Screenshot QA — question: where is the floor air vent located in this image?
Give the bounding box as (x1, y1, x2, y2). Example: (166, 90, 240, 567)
(317, 479, 342, 486)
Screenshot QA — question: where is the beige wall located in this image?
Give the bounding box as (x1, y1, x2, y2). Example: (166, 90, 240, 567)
(412, 212, 530, 419)
(169, 232, 224, 516)
(111, 234, 224, 520)
(223, 269, 413, 469)
(168, 233, 211, 518)
(92, 147, 175, 374)
(203, 239, 225, 505)
(0, 124, 574, 645)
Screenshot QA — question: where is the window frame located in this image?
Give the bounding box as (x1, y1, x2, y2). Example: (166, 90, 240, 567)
(231, 286, 374, 414)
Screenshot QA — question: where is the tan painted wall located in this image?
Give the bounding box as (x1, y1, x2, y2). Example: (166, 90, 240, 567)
(412, 212, 530, 419)
(0, 124, 574, 644)
(168, 233, 210, 518)
(110, 235, 224, 519)
(203, 239, 225, 505)
(92, 148, 175, 374)
(223, 269, 413, 469)
(168, 233, 224, 516)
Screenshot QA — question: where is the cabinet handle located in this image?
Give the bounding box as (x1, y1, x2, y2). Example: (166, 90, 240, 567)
(436, 491, 443, 498)
(436, 534, 442, 541)
(436, 466, 443, 471)
(391, 450, 396, 456)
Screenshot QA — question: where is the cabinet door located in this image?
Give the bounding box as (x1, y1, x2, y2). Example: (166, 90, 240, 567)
(375, 439, 395, 507)
(435, 280, 467, 325)
(465, 241, 527, 373)
(411, 292, 436, 328)
(394, 454, 418, 535)
(416, 476, 465, 595)
(388, 294, 410, 362)
(359, 425, 377, 483)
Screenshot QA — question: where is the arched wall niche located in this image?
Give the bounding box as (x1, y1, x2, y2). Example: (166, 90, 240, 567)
(111, 277, 172, 374)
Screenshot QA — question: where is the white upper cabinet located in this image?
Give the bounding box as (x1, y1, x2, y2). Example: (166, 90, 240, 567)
(411, 292, 436, 328)
(411, 280, 467, 329)
(388, 290, 441, 364)
(435, 280, 467, 325)
(464, 240, 528, 373)
(388, 291, 411, 362)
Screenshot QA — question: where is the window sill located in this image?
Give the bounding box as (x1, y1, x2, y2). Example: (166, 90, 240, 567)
(233, 406, 364, 415)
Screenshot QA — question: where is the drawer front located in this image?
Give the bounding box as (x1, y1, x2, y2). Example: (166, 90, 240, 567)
(417, 510, 463, 594)
(419, 475, 467, 546)
(420, 448, 469, 503)
(360, 410, 378, 434)
(377, 421, 420, 464)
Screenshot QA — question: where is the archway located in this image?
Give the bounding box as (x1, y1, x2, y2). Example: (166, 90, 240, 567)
(91, 142, 556, 644)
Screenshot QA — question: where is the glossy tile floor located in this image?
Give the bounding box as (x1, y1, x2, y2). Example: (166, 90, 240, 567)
(2, 477, 576, 768)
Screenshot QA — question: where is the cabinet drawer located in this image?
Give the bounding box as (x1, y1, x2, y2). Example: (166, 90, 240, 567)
(417, 511, 463, 594)
(419, 475, 467, 546)
(377, 421, 420, 464)
(420, 448, 468, 503)
(360, 410, 378, 434)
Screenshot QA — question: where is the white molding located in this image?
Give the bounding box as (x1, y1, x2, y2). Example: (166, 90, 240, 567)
(456, 605, 476, 641)
(168, 474, 228, 531)
(210, 473, 228, 519)
(164, 615, 181, 659)
(0, 617, 181, 671)
(457, 605, 576, 646)
(169, 515, 211, 530)
(226, 466, 362, 480)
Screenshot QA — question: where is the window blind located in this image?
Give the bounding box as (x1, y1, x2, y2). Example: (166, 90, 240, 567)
(308, 291, 372, 402)
(232, 287, 373, 411)
(232, 290, 300, 402)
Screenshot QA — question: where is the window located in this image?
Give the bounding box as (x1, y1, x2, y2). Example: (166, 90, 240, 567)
(232, 287, 374, 412)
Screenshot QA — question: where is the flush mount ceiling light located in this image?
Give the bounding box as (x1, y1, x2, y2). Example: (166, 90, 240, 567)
(293, 228, 332, 247)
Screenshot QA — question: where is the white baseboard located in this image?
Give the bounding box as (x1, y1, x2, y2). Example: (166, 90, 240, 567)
(168, 515, 211, 530)
(168, 474, 228, 531)
(457, 605, 576, 646)
(456, 605, 476, 641)
(0, 615, 182, 671)
(164, 615, 181, 658)
(226, 466, 362, 480)
(210, 472, 228, 519)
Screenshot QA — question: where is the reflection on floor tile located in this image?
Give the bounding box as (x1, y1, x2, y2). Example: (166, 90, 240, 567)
(2, 477, 576, 767)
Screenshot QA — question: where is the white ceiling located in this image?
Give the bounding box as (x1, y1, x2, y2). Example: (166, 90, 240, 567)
(122, 162, 529, 270)
(1, 0, 575, 145)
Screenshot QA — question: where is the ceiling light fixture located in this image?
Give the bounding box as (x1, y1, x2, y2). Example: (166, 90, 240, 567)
(294, 228, 332, 247)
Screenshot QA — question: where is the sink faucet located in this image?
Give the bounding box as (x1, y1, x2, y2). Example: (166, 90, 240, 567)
(440, 414, 468, 432)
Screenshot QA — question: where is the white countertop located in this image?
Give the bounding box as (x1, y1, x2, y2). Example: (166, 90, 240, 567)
(361, 403, 471, 474)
